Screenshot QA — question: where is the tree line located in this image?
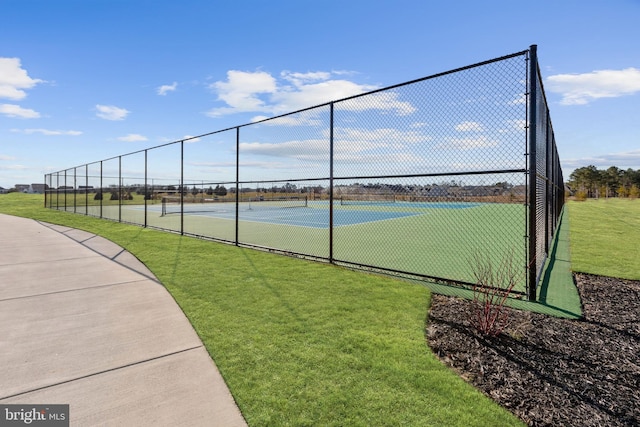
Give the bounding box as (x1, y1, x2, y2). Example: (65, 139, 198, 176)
(568, 166, 640, 198)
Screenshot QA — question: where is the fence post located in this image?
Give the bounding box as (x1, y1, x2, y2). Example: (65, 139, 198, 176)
(329, 102, 335, 263)
(235, 127, 240, 246)
(180, 140, 184, 235)
(73, 167, 77, 213)
(64, 170, 67, 211)
(118, 156, 122, 223)
(55, 173, 59, 210)
(85, 164, 89, 215)
(144, 149, 148, 228)
(527, 44, 538, 301)
(99, 161, 103, 218)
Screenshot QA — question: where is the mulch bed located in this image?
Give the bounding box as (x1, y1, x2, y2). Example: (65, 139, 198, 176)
(427, 273, 640, 427)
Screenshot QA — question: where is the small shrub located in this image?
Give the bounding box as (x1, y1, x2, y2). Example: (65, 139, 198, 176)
(469, 251, 519, 337)
(574, 190, 588, 201)
(617, 185, 629, 198)
(629, 185, 640, 199)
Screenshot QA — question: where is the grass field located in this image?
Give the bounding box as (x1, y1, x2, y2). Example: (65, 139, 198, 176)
(1, 193, 523, 426)
(567, 198, 640, 280)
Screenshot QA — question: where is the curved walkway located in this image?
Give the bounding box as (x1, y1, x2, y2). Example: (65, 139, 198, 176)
(0, 214, 247, 426)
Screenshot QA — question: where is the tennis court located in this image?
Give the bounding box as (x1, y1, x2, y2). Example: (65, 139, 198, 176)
(104, 199, 526, 294)
(144, 200, 481, 229)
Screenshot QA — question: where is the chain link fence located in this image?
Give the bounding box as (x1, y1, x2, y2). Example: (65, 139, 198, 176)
(45, 45, 563, 301)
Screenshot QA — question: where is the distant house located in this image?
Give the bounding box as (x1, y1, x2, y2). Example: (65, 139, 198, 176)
(428, 185, 449, 197)
(0, 187, 8, 194)
(15, 184, 30, 193)
(13, 184, 50, 194)
(30, 183, 49, 194)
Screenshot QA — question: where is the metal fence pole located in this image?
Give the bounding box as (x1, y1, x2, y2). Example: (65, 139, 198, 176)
(100, 161, 103, 218)
(56, 173, 59, 210)
(64, 170, 67, 210)
(180, 141, 184, 235)
(329, 102, 335, 263)
(85, 164, 89, 215)
(144, 150, 148, 228)
(118, 156, 122, 223)
(235, 127, 240, 246)
(73, 167, 77, 213)
(527, 44, 538, 301)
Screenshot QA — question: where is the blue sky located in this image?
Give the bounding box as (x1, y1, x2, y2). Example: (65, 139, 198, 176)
(1, 0, 639, 189)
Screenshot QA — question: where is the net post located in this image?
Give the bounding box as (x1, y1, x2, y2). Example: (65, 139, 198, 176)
(527, 44, 538, 302)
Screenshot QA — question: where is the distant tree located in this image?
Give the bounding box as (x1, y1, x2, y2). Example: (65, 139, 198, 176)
(569, 165, 640, 199)
(206, 186, 214, 196)
(630, 185, 640, 199)
(618, 185, 629, 198)
(604, 166, 622, 197)
(94, 192, 103, 200)
(214, 185, 227, 196)
(191, 186, 199, 197)
(282, 183, 297, 193)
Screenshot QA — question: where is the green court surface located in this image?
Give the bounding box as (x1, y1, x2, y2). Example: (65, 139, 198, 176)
(58, 196, 581, 318)
(75, 201, 529, 293)
(422, 207, 582, 319)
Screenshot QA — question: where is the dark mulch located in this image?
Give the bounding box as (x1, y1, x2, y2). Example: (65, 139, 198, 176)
(427, 274, 640, 427)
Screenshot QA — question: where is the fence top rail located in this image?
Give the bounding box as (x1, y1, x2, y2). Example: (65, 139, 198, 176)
(46, 47, 532, 177)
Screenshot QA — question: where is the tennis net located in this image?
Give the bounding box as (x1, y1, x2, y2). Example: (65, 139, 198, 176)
(161, 195, 308, 216)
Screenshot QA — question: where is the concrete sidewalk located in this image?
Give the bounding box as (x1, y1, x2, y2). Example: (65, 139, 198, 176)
(0, 214, 247, 426)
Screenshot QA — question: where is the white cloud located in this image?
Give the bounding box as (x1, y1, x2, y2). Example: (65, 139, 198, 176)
(440, 136, 498, 150)
(280, 70, 331, 86)
(182, 135, 201, 143)
(563, 149, 640, 170)
(0, 155, 16, 161)
(207, 70, 277, 116)
(205, 69, 412, 119)
(509, 93, 526, 105)
(546, 68, 640, 105)
(0, 164, 27, 170)
(12, 128, 82, 136)
(455, 121, 484, 132)
(117, 133, 147, 142)
(237, 126, 432, 164)
(95, 104, 129, 120)
(0, 57, 44, 101)
(272, 79, 375, 113)
(157, 82, 177, 95)
(0, 103, 40, 118)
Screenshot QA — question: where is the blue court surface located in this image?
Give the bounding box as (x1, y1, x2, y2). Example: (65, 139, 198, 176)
(142, 201, 480, 229)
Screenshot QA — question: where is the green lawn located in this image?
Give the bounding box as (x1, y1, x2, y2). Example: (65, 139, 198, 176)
(567, 198, 640, 280)
(0, 193, 522, 426)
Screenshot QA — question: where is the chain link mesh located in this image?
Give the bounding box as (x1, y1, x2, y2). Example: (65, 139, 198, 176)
(44, 48, 564, 299)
